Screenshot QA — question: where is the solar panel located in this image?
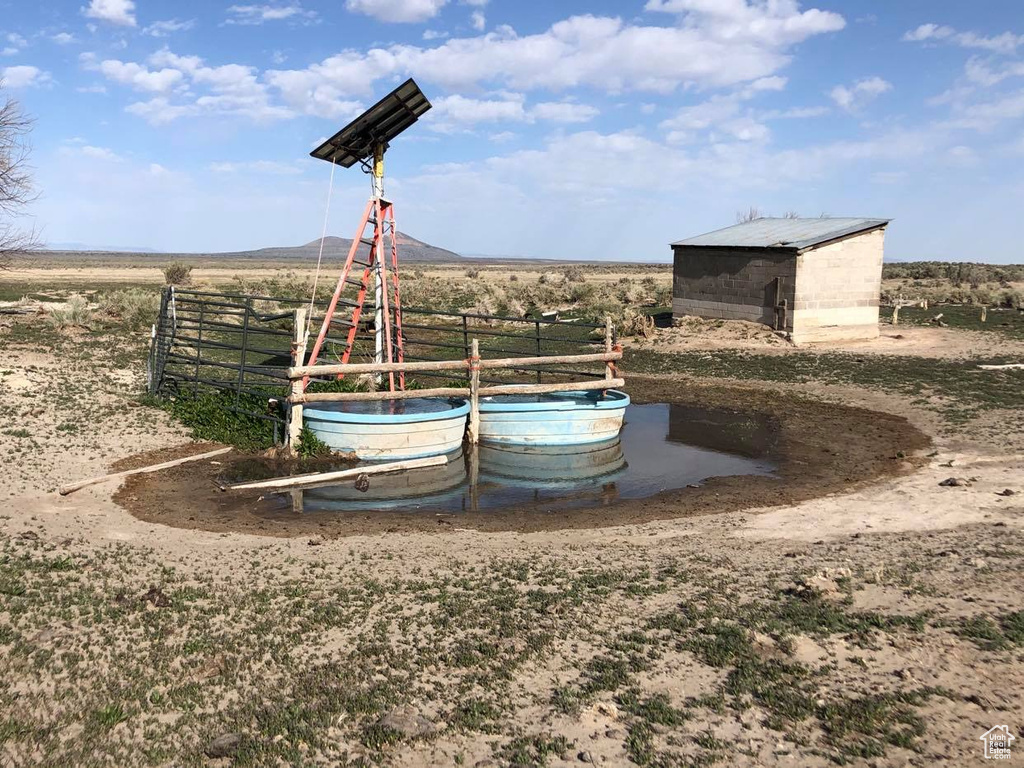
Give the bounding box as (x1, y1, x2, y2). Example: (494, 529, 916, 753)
(310, 78, 431, 169)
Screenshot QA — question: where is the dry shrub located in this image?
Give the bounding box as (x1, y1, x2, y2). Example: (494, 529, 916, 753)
(48, 294, 92, 330)
(231, 271, 311, 299)
(561, 264, 586, 283)
(618, 308, 656, 338)
(97, 289, 160, 330)
(163, 262, 193, 285)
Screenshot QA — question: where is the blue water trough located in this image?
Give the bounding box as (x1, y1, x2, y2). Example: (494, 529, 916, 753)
(477, 389, 630, 446)
(304, 398, 469, 460)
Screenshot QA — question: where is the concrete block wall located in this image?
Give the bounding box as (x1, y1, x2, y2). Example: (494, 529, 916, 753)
(791, 228, 884, 344)
(672, 246, 796, 329)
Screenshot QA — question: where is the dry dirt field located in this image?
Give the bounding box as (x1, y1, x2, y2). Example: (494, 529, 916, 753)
(1, 263, 1023, 768)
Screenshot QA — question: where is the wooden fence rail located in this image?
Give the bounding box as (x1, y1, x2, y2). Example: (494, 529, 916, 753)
(285, 312, 623, 451)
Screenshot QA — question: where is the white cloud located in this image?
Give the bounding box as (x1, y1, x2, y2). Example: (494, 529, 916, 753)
(76, 84, 107, 93)
(345, 0, 449, 23)
(531, 101, 599, 123)
(659, 75, 793, 143)
(963, 56, 1024, 88)
(1, 48, 18, 57)
(52, 32, 77, 45)
(1, 65, 52, 88)
(945, 144, 979, 166)
(426, 94, 599, 131)
(903, 23, 1023, 54)
(422, 29, 448, 40)
(942, 89, 1024, 131)
(124, 97, 196, 124)
(430, 93, 526, 126)
(417, 124, 946, 216)
(269, 6, 844, 102)
(81, 145, 124, 161)
(7, 33, 28, 48)
(210, 160, 305, 174)
(109, 49, 296, 124)
(902, 23, 954, 43)
(58, 139, 124, 162)
(226, 4, 318, 25)
(95, 59, 185, 92)
(470, 10, 485, 32)
(644, 0, 845, 45)
(765, 105, 829, 119)
(145, 19, 197, 37)
(830, 76, 892, 111)
(82, 0, 137, 27)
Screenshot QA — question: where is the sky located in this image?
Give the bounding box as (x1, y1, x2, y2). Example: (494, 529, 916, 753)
(1, 0, 1022, 262)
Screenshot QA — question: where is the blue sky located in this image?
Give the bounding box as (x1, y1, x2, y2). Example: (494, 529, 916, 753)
(1, 0, 1022, 262)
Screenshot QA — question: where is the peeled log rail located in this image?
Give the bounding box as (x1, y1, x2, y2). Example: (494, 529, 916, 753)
(977, 363, 1024, 371)
(59, 447, 233, 496)
(291, 358, 469, 378)
(290, 378, 627, 404)
(477, 378, 625, 397)
(292, 387, 469, 404)
(478, 351, 619, 370)
(225, 454, 447, 491)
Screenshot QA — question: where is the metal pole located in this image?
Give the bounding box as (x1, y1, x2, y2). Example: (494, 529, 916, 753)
(236, 297, 251, 407)
(372, 142, 385, 383)
(193, 302, 204, 396)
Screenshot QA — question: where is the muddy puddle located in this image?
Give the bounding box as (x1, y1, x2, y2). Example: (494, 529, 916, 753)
(274, 403, 778, 515)
(114, 379, 930, 537)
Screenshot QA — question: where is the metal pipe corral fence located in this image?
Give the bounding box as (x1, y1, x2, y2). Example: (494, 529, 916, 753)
(148, 287, 620, 445)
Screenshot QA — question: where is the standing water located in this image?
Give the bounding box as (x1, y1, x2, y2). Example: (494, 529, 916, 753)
(280, 403, 778, 515)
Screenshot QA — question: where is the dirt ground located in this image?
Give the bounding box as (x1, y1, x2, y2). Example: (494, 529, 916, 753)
(1, 308, 1022, 767)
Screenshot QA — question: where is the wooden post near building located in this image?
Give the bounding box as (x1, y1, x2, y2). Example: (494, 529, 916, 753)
(287, 307, 308, 453)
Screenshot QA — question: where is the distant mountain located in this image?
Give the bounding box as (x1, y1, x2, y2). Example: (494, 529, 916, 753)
(212, 232, 464, 263)
(42, 231, 465, 264)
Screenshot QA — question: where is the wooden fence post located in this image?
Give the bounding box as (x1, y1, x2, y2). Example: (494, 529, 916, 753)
(604, 316, 614, 383)
(981, 306, 987, 323)
(468, 338, 480, 444)
(287, 307, 308, 453)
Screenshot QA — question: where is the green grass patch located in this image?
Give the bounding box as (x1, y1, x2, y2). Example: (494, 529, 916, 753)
(164, 389, 281, 450)
(495, 734, 573, 766)
(956, 610, 1024, 651)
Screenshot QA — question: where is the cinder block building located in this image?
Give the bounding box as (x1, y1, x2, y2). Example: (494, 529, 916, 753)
(671, 217, 889, 344)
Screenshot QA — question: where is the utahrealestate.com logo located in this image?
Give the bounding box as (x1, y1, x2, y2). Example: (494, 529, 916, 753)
(980, 725, 1015, 760)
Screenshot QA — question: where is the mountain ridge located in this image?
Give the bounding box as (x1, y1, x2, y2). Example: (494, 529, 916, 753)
(43, 232, 465, 263)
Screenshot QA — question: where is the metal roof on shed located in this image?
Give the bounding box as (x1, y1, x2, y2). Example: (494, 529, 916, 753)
(672, 217, 889, 252)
